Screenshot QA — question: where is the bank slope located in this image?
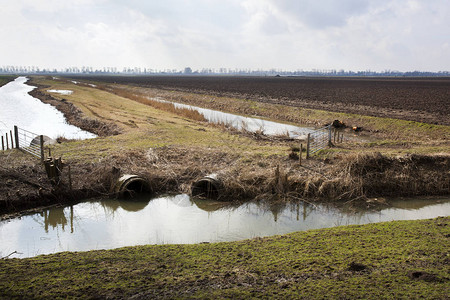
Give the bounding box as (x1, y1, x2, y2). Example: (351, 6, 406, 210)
(0, 217, 448, 299)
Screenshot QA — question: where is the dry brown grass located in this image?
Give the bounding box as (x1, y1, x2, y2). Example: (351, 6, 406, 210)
(98, 85, 207, 122)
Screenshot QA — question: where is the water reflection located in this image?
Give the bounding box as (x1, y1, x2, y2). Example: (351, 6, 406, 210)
(100, 197, 151, 213)
(151, 97, 315, 138)
(0, 77, 96, 140)
(0, 195, 448, 258)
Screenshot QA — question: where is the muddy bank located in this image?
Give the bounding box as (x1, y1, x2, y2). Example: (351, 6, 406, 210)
(2, 146, 449, 216)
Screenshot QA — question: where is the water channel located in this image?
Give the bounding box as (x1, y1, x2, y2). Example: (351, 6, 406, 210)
(0, 77, 95, 140)
(151, 97, 316, 139)
(1, 195, 448, 258)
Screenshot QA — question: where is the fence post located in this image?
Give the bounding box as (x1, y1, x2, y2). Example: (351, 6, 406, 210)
(306, 133, 310, 159)
(328, 125, 332, 147)
(14, 126, 19, 149)
(10, 130, 13, 148)
(68, 165, 72, 191)
(40, 135, 45, 163)
(1, 136, 4, 150)
(299, 143, 303, 165)
(6, 133, 9, 149)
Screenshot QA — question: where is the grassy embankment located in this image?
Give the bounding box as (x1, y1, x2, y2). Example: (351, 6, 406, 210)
(1, 217, 448, 299)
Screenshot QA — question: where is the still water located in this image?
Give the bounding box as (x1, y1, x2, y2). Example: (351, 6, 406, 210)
(1, 195, 448, 258)
(0, 76, 95, 139)
(151, 97, 315, 139)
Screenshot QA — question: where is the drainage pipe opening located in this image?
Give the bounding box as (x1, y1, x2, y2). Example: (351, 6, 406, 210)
(191, 174, 223, 200)
(115, 175, 151, 199)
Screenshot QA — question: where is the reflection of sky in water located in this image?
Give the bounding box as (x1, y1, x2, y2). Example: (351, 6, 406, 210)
(1, 195, 448, 258)
(152, 97, 314, 138)
(0, 77, 95, 139)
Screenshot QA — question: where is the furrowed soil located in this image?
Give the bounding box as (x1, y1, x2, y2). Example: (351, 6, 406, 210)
(0, 217, 448, 299)
(71, 75, 450, 126)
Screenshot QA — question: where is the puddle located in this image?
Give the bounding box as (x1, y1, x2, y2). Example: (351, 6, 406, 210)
(47, 89, 73, 95)
(0, 77, 95, 140)
(1, 195, 448, 258)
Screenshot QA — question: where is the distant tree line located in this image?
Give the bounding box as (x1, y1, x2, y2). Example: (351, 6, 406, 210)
(1, 65, 449, 77)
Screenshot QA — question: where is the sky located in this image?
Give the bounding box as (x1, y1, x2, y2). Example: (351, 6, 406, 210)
(1, 0, 449, 72)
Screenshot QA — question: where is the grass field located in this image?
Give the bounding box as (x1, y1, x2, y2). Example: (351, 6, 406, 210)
(1, 217, 448, 299)
(0, 75, 15, 87)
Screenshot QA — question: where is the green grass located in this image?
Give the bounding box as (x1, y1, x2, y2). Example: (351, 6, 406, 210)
(0, 217, 448, 299)
(0, 75, 16, 87)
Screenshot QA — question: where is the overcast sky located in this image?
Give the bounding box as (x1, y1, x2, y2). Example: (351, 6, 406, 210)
(1, 0, 449, 72)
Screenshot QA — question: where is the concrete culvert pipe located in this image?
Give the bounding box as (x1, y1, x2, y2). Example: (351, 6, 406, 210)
(30, 135, 56, 147)
(191, 174, 224, 200)
(115, 174, 150, 199)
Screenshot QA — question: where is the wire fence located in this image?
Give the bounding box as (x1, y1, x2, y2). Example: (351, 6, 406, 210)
(306, 125, 332, 158)
(1, 126, 44, 161)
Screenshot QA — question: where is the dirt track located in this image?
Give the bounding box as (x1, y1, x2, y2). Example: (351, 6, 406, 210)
(71, 75, 450, 126)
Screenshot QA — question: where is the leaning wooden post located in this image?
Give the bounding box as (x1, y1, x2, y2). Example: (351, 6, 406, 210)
(40, 135, 45, 163)
(14, 126, 19, 149)
(306, 133, 310, 159)
(5, 133, 9, 150)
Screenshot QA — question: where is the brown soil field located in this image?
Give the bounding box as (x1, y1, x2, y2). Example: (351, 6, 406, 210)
(70, 75, 450, 125)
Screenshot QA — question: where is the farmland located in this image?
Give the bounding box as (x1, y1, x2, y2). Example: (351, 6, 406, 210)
(1, 75, 449, 299)
(71, 75, 450, 126)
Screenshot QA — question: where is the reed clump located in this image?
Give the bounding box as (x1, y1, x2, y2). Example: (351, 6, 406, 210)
(287, 153, 450, 202)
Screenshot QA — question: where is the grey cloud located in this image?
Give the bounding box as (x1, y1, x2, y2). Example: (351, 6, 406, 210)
(272, 0, 371, 29)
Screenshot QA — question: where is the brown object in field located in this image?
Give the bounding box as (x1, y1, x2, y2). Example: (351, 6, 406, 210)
(332, 120, 346, 128)
(352, 126, 362, 132)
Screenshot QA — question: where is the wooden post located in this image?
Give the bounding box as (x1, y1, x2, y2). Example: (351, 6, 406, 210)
(328, 125, 332, 147)
(40, 135, 45, 163)
(14, 126, 19, 149)
(5, 133, 9, 149)
(10, 130, 13, 148)
(299, 143, 303, 165)
(306, 133, 310, 159)
(48, 148, 51, 158)
(68, 165, 72, 191)
(1, 136, 4, 150)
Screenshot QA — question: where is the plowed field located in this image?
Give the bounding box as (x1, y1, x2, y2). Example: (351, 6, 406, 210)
(71, 76, 450, 125)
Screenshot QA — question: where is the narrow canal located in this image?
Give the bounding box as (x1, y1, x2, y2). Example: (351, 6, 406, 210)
(1, 195, 448, 258)
(0, 76, 95, 140)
